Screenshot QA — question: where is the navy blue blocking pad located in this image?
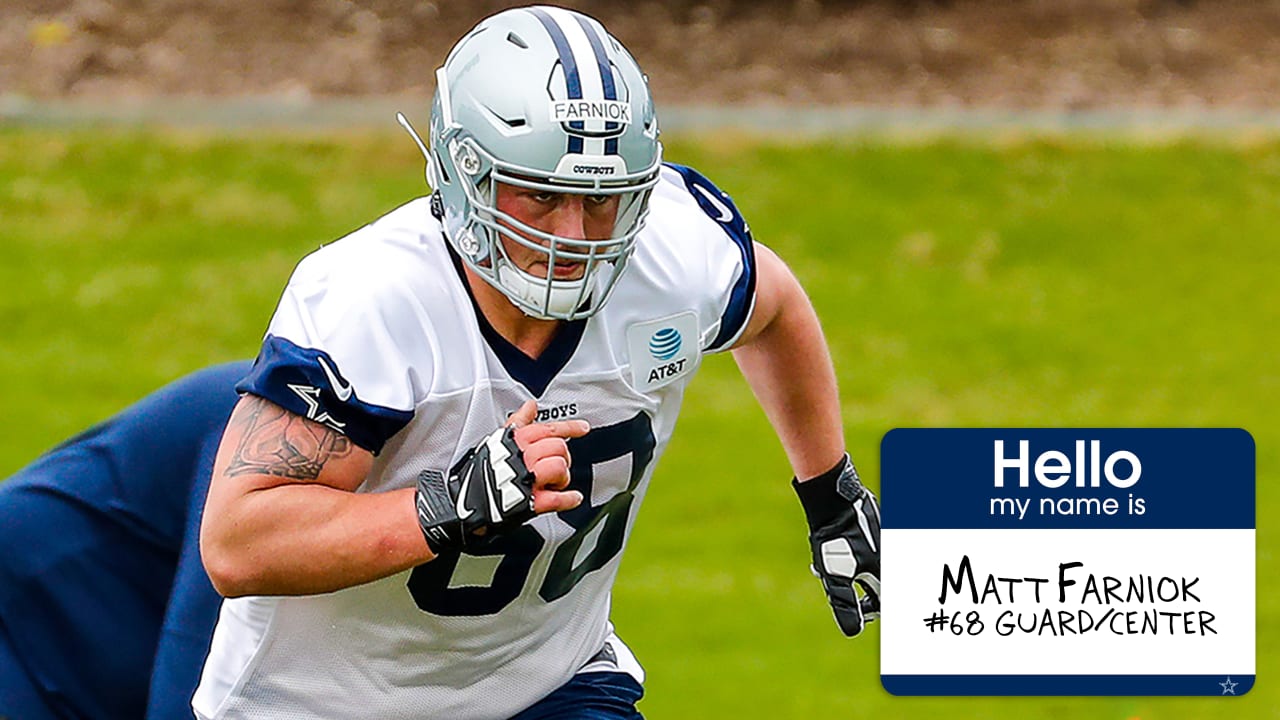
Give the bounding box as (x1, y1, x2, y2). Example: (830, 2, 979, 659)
(445, 244, 588, 398)
(237, 336, 415, 454)
(665, 163, 757, 351)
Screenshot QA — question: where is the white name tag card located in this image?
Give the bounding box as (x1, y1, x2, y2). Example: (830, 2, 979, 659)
(880, 429, 1255, 696)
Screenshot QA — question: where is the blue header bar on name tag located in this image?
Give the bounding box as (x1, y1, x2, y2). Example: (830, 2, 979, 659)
(880, 429, 1254, 529)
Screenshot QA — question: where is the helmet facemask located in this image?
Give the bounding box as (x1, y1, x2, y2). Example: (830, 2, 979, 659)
(455, 139, 657, 321)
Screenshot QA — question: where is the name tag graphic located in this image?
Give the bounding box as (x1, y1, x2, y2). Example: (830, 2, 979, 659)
(879, 428, 1255, 696)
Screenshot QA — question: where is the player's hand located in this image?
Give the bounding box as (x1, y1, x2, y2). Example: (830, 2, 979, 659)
(505, 400, 588, 515)
(415, 401, 588, 553)
(793, 453, 881, 637)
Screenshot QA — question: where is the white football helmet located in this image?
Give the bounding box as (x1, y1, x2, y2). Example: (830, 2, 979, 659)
(399, 5, 662, 320)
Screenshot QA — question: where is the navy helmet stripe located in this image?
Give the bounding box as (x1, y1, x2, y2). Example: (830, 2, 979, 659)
(529, 7, 586, 154)
(575, 16, 616, 101)
(529, 7, 582, 100)
(575, 15, 621, 156)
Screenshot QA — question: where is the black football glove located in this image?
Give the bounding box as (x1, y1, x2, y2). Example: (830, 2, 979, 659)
(415, 425, 537, 554)
(793, 453, 881, 637)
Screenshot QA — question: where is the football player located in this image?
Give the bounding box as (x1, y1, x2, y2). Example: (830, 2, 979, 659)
(195, 6, 879, 719)
(0, 362, 248, 720)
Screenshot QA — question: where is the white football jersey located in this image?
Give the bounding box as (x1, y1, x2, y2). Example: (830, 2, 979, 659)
(193, 164, 758, 720)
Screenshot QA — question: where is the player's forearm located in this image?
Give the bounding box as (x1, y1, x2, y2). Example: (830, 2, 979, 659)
(201, 394, 434, 597)
(731, 264, 846, 480)
(200, 484, 432, 597)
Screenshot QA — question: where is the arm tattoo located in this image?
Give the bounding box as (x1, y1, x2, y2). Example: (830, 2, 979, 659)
(225, 395, 353, 480)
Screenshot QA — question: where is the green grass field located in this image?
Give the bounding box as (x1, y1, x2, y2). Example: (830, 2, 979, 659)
(1, 127, 1275, 718)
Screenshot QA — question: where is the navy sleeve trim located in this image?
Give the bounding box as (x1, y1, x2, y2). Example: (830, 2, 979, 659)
(236, 335, 414, 454)
(665, 163, 757, 351)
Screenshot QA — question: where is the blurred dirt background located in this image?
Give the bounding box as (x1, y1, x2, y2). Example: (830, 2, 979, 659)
(3, 0, 1280, 109)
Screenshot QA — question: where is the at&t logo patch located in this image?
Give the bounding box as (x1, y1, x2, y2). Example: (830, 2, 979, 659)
(628, 312, 699, 392)
(648, 327, 682, 361)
